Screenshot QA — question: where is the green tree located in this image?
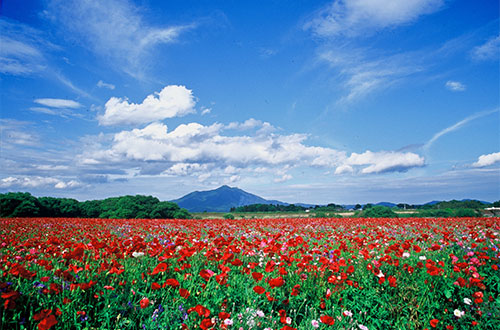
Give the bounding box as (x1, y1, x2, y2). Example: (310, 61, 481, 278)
(361, 205, 398, 218)
(0, 192, 42, 217)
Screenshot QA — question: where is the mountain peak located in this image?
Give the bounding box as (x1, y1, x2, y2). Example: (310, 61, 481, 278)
(171, 186, 286, 212)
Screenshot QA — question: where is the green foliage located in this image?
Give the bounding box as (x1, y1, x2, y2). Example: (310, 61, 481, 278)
(38, 197, 81, 217)
(223, 213, 235, 219)
(360, 205, 398, 218)
(231, 203, 306, 212)
(419, 199, 488, 210)
(313, 211, 342, 218)
(0, 192, 190, 219)
(0, 192, 42, 217)
(454, 208, 480, 217)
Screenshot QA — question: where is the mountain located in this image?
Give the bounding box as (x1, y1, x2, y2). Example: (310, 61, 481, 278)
(171, 185, 287, 212)
(375, 202, 397, 208)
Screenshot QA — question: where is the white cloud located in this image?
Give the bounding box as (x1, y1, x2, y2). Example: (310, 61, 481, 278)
(47, 0, 194, 78)
(98, 85, 196, 126)
(81, 120, 347, 169)
(424, 109, 499, 150)
(201, 107, 211, 115)
(445, 80, 466, 92)
(34, 165, 70, 171)
(0, 176, 81, 189)
(472, 152, 500, 168)
(305, 0, 443, 38)
(97, 80, 115, 90)
(274, 174, 293, 183)
(319, 48, 422, 103)
(34, 98, 82, 108)
(0, 19, 48, 75)
(0, 19, 92, 98)
(344, 150, 425, 174)
(471, 35, 500, 61)
(334, 164, 354, 174)
(80, 117, 427, 181)
(29, 107, 58, 115)
(0, 119, 39, 146)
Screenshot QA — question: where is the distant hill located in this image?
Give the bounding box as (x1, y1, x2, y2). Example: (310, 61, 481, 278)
(171, 185, 287, 212)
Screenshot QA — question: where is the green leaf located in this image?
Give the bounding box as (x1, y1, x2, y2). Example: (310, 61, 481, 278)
(444, 290, 452, 299)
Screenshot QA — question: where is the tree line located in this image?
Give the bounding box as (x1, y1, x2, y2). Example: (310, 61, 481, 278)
(0, 192, 191, 219)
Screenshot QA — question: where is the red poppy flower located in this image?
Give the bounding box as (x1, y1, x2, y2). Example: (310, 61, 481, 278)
(219, 312, 230, 320)
(388, 275, 397, 287)
(430, 319, 439, 328)
(253, 285, 265, 294)
(252, 272, 263, 282)
(320, 315, 335, 325)
(188, 305, 210, 318)
(152, 263, 168, 275)
(279, 309, 287, 324)
(199, 269, 214, 281)
(38, 314, 58, 330)
(140, 297, 150, 309)
(151, 282, 161, 290)
(179, 287, 190, 299)
(200, 318, 214, 330)
(269, 276, 284, 288)
(164, 278, 180, 287)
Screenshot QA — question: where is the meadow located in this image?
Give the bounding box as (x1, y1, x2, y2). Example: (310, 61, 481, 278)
(0, 217, 499, 329)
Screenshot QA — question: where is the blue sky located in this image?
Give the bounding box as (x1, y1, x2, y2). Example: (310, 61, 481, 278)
(1, 0, 499, 204)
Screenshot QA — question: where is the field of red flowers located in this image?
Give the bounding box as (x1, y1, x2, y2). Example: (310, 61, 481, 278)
(0, 217, 499, 330)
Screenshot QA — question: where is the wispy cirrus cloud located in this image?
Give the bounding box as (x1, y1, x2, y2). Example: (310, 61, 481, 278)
(0, 19, 93, 99)
(34, 98, 82, 108)
(0, 119, 39, 147)
(46, 0, 196, 79)
(0, 19, 50, 75)
(303, 1, 448, 104)
(471, 35, 500, 61)
(305, 0, 444, 38)
(424, 108, 499, 151)
(318, 47, 423, 103)
(97, 80, 115, 90)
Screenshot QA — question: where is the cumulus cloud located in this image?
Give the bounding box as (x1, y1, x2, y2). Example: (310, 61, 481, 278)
(91, 121, 343, 166)
(0, 176, 81, 189)
(471, 35, 500, 61)
(79, 117, 426, 183)
(98, 85, 196, 126)
(344, 150, 425, 174)
(97, 80, 115, 90)
(445, 80, 466, 92)
(472, 152, 500, 168)
(305, 0, 443, 38)
(46, 0, 194, 78)
(34, 98, 82, 108)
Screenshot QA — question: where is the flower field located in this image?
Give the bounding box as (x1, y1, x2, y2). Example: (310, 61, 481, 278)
(1, 217, 499, 330)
